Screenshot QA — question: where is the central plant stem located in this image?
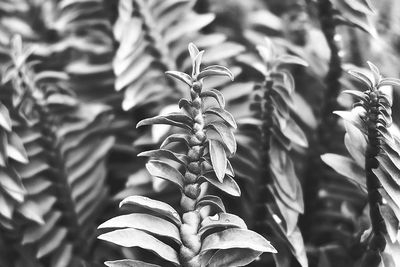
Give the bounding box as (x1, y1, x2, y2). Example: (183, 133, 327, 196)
(179, 81, 205, 267)
(363, 89, 387, 266)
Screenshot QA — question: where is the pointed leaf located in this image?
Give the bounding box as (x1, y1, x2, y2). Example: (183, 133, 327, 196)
(203, 248, 263, 267)
(138, 149, 189, 165)
(209, 140, 227, 182)
(367, 61, 381, 85)
(7, 132, 28, 163)
(200, 89, 225, 108)
(137, 113, 192, 130)
(192, 50, 204, 78)
(105, 260, 161, 267)
(321, 153, 366, 190)
(348, 69, 373, 88)
(198, 65, 234, 81)
(201, 228, 276, 253)
(380, 78, 400, 88)
(205, 107, 237, 129)
(160, 133, 191, 148)
(199, 213, 247, 236)
(202, 172, 241, 197)
(99, 229, 179, 265)
(120, 196, 181, 225)
(188, 43, 200, 61)
(146, 160, 184, 189)
(276, 55, 308, 67)
(98, 213, 181, 245)
(207, 122, 236, 155)
(196, 195, 226, 213)
(165, 71, 192, 86)
(0, 103, 11, 131)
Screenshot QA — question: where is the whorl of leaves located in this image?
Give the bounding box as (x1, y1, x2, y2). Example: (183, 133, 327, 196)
(322, 62, 400, 267)
(113, 0, 244, 112)
(1, 36, 115, 267)
(248, 38, 308, 267)
(98, 43, 276, 267)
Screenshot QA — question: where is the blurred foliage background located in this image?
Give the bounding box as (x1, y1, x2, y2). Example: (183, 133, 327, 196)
(1, 0, 400, 266)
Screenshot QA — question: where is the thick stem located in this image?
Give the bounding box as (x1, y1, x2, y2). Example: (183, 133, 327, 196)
(179, 81, 205, 267)
(254, 79, 275, 234)
(317, 0, 343, 150)
(361, 91, 387, 266)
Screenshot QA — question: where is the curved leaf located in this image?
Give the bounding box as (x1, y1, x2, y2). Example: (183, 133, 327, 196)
(105, 260, 161, 267)
(201, 228, 276, 253)
(209, 140, 227, 182)
(99, 228, 179, 265)
(202, 172, 241, 197)
(98, 213, 181, 245)
(146, 160, 184, 189)
(199, 213, 247, 236)
(204, 107, 237, 129)
(196, 195, 226, 213)
(119, 196, 181, 225)
(165, 71, 192, 87)
(137, 113, 192, 130)
(200, 89, 225, 108)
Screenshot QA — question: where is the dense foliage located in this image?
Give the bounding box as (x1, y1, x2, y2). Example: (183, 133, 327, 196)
(1, 0, 400, 266)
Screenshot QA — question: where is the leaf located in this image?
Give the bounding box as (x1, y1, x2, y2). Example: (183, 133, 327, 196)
(205, 107, 237, 129)
(380, 78, 400, 88)
(379, 189, 400, 229)
(379, 205, 399, 243)
(207, 122, 236, 155)
(333, 107, 366, 133)
(36, 228, 67, 258)
(7, 132, 29, 163)
(165, 71, 192, 87)
(348, 69, 373, 88)
(203, 248, 262, 267)
(276, 55, 308, 67)
(0, 169, 26, 203)
(196, 195, 226, 213)
(321, 153, 366, 191)
(200, 89, 225, 108)
(146, 160, 184, 189)
(137, 113, 192, 130)
(138, 149, 189, 165)
(98, 229, 179, 265)
(373, 168, 400, 209)
(201, 228, 276, 253)
(0, 103, 11, 132)
(160, 133, 191, 148)
(98, 213, 181, 245)
(209, 140, 227, 182)
(119, 196, 181, 226)
(342, 90, 368, 102)
(188, 42, 200, 61)
(105, 260, 161, 267)
(367, 61, 381, 85)
(198, 65, 234, 81)
(282, 118, 308, 148)
(202, 172, 241, 197)
(192, 50, 204, 78)
(198, 213, 247, 236)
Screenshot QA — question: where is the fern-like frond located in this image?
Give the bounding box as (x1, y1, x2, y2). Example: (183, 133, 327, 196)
(113, 0, 244, 112)
(1, 36, 115, 267)
(322, 62, 400, 266)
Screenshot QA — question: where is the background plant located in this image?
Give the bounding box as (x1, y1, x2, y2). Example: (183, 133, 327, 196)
(1, 0, 400, 266)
